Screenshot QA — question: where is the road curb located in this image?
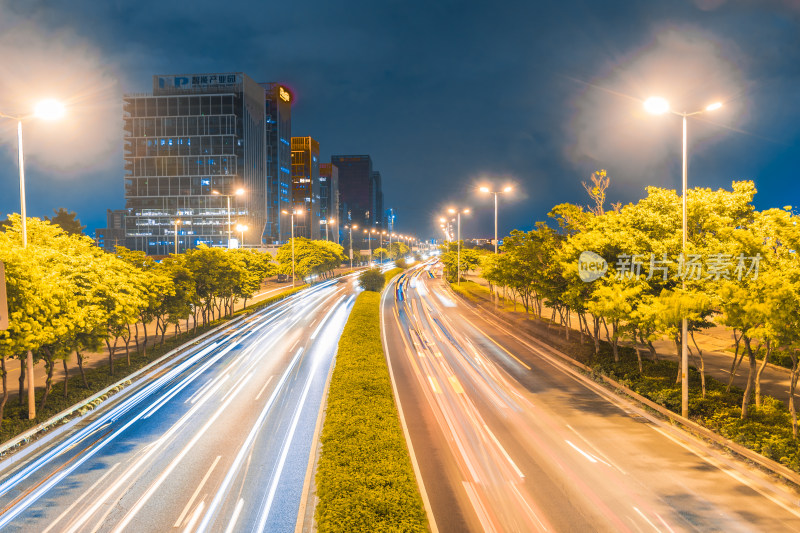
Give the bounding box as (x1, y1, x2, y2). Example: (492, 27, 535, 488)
(295, 337, 337, 533)
(446, 282, 800, 490)
(381, 270, 439, 533)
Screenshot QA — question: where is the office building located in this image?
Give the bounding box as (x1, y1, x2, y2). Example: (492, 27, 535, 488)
(291, 136, 321, 239)
(262, 83, 293, 243)
(123, 72, 292, 255)
(319, 163, 340, 242)
(371, 170, 384, 228)
(96, 209, 127, 253)
(331, 155, 385, 230)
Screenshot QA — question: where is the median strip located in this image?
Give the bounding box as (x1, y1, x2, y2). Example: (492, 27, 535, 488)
(314, 289, 429, 532)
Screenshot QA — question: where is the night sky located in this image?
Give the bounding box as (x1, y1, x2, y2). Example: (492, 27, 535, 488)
(0, 0, 798, 241)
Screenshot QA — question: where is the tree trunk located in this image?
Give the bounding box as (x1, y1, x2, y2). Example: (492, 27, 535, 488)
(675, 336, 682, 384)
(634, 344, 643, 373)
(0, 356, 7, 426)
(77, 350, 88, 388)
(647, 341, 657, 362)
(123, 325, 132, 366)
(690, 330, 706, 398)
(39, 350, 55, 411)
(741, 336, 757, 420)
(62, 358, 69, 399)
(106, 337, 117, 377)
(592, 316, 601, 355)
(726, 329, 744, 392)
(790, 352, 799, 440)
(142, 318, 149, 356)
(18, 357, 25, 407)
(133, 321, 140, 353)
(755, 340, 771, 407)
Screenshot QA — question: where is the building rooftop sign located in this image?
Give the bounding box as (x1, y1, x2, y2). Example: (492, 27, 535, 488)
(154, 73, 243, 93)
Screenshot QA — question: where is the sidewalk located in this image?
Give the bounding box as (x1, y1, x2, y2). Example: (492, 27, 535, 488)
(460, 273, 794, 407)
(3, 272, 340, 401)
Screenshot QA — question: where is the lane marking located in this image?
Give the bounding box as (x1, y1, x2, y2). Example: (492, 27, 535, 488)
(633, 506, 661, 532)
(448, 375, 464, 394)
(224, 499, 244, 533)
(196, 347, 306, 533)
(42, 462, 120, 533)
(483, 424, 524, 479)
(174, 455, 222, 528)
(183, 500, 205, 533)
(255, 376, 275, 401)
(255, 359, 318, 532)
(565, 440, 598, 464)
(428, 375, 442, 394)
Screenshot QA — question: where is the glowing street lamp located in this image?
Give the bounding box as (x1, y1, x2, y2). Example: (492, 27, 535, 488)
(479, 185, 513, 254)
(0, 98, 65, 420)
(345, 224, 358, 268)
(235, 224, 248, 247)
(212, 187, 245, 248)
(645, 95, 723, 419)
(282, 209, 303, 287)
(448, 207, 470, 285)
(173, 219, 183, 255)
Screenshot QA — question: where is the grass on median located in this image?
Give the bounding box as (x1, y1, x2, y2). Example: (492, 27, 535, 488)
(315, 291, 428, 532)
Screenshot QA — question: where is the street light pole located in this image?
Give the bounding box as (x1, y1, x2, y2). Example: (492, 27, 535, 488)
(448, 208, 470, 285)
(645, 96, 721, 419)
(212, 188, 244, 248)
(174, 219, 181, 255)
(480, 185, 513, 254)
(291, 212, 296, 287)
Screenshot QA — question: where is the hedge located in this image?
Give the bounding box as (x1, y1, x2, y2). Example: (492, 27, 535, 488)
(315, 291, 429, 532)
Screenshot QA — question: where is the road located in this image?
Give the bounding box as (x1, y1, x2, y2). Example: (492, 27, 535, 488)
(382, 263, 800, 532)
(0, 275, 357, 532)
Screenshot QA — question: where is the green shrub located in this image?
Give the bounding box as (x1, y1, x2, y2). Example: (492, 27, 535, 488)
(315, 292, 428, 532)
(358, 269, 386, 292)
(395, 257, 407, 269)
(383, 267, 404, 284)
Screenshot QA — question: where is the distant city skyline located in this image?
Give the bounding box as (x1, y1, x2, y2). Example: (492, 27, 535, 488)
(1, 0, 798, 241)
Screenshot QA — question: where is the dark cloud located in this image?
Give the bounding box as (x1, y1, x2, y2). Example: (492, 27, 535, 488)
(0, 0, 798, 239)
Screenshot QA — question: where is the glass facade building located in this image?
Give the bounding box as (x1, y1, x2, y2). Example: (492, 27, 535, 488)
(290, 136, 321, 240)
(123, 73, 292, 255)
(261, 83, 293, 244)
(319, 163, 340, 242)
(331, 155, 384, 231)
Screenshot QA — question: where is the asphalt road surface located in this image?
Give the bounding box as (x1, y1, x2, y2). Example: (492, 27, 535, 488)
(0, 275, 357, 532)
(382, 263, 800, 532)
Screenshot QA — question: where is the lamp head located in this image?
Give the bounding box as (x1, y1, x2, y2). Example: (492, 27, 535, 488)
(479, 186, 490, 193)
(503, 186, 513, 193)
(448, 208, 456, 214)
(34, 99, 65, 120)
(706, 102, 722, 111)
(644, 97, 670, 115)
(235, 188, 245, 196)
(212, 190, 221, 195)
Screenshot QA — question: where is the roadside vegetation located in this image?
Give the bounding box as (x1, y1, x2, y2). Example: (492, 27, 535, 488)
(442, 170, 800, 471)
(315, 291, 428, 532)
(0, 213, 347, 426)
